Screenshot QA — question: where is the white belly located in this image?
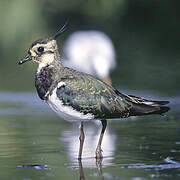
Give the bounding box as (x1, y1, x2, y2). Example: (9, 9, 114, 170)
(47, 88, 94, 121)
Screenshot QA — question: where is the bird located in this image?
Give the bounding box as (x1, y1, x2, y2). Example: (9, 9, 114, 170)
(18, 24, 170, 160)
(63, 30, 116, 85)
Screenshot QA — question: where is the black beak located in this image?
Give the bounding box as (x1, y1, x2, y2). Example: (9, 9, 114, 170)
(18, 54, 32, 65)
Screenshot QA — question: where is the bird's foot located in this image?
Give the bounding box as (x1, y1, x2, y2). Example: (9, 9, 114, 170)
(95, 146, 103, 159)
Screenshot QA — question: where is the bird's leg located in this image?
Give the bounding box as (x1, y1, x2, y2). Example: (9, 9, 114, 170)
(78, 121, 85, 160)
(95, 120, 107, 159)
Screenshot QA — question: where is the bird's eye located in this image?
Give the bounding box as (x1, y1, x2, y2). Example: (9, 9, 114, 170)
(37, 47, 44, 53)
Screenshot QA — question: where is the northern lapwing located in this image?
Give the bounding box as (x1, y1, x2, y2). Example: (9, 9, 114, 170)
(18, 24, 169, 159)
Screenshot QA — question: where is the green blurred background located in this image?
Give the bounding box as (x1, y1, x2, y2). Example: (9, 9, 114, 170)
(0, 2, 179, 179)
(0, 0, 179, 95)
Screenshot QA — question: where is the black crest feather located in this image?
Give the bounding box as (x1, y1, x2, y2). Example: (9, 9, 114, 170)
(52, 21, 68, 39)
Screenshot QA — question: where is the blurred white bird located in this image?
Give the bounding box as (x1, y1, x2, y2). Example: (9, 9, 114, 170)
(63, 30, 116, 85)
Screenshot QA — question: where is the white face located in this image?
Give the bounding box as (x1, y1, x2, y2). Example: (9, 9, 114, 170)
(29, 40, 58, 65)
(19, 39, 59, 66)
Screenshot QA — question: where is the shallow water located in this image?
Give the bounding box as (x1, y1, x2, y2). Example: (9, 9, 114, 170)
(0, 92, 180, 180)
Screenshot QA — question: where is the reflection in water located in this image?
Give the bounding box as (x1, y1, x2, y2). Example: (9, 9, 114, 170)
(62, 121, 116, 179)
(61, 120, 116, 179)
(96, 158, 104, 180)
(17, 164, 50, 170)
(61, 121, 116, 167)
(122, 157, 180, 170)
(78, 160, 85, 180)
(0, 92, 180, 179)
(78, 158, 105, 180)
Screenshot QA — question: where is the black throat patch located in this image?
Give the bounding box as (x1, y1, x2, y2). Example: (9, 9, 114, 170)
(35, 65, 55, 100)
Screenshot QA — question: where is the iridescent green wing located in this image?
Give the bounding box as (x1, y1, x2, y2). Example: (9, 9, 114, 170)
(56, 69, 133, 119)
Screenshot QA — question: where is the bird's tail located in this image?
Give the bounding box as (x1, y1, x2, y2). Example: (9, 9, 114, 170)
(127, 95, 170, 116)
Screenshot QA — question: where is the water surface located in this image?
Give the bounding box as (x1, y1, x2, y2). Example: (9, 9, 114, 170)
(0, 92, 179, 180)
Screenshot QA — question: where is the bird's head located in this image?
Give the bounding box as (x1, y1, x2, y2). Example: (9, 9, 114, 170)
(18, 23, 67, 66)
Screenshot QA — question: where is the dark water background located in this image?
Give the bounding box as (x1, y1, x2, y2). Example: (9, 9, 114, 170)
(0, 92, 179, 180)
